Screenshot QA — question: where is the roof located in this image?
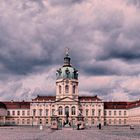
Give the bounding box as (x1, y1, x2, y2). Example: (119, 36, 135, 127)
(0, 102, 7, 109)
(32, 95, 56, 101)
(3, 101, 30, 109)
(104, 102, 129, 109)
(128, 100, 140, 109)
(79, 95, 102, 101)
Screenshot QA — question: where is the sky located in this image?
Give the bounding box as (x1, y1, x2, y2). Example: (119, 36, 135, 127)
(0, 0, 140, 101)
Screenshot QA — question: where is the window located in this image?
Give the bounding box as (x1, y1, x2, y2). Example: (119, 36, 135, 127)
(98, 109, 101, 116)
(46, 119, 48, 124)
(39, 109, 42, 116)
(22, 119, 25, 125)
(40, 119, 42, 124)
(71, 106, 76, 115)
(17, 111, 20, 116)
(104, 111, 107, 116)
(65, 85, 69, 93)
(109, 119, 111, 124)
(65, 106, 69, 116)
(27, 119, 30, 124)
(17, 119, 19, 124)
(114, 119, 116, 125)
(33, 109, 36, 116)
(46, 109, 48, 116)
(59, 85, 61, 94)
(114, 111, 116, 116)
(52, 109, 55, 116)
(22, 111, 25, 116)
(12, 111, 15, 116)
(7, 111, 10, 116)
(119, 111, 121, 116)
(92, 109, 95, 116)
(109, 111, 111, 116)
(124, 119, 126, 124)
(58, 106, 63, 115)
(27, 111, 30, 116)
(73, 85, 76, 94)
(119, 119, 121, 124)
(86, 109, 89, 116)
(92, 119, 94, 124)
(124, 111, 126, 116)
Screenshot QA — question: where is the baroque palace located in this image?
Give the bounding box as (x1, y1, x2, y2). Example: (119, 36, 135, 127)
(0, 50, 140, 127)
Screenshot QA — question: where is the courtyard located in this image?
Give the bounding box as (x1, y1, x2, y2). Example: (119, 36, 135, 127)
(0, 126, 140, 140)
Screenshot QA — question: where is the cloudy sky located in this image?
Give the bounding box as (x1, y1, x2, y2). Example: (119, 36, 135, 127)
(0, 0, 140, 101)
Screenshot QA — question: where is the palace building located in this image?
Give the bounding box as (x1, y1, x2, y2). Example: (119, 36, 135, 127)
(0, 50, 140, 126)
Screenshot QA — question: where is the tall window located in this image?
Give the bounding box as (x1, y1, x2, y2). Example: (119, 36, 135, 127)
(119, 111, 121, 116)
(40, 119, 42, 124)
(92, 109, 95, 116)
(71, 106, 76, 115)
(7, 111, 10, 116)
(109, 111, 111, 116)
(17, 111, 20, 116)
(119, 119, 121, 124)
(27, 119, 30, 124)
(12, 111, 15, 116)
(114, 119, 116, 125)
(98, 109, 101, 116)
(73, 85, 76, 94)
(46, 119, 48, 124)
(114, 111, 116, 116)
(65, 106, 69, 116)
(27, 111, 30, 116)
(109, 119, 111, 124)
(124, 111, 126, 116)
(52, 109, 55, 116)
(58, 106, 63, 115)
(22, 119, 25, 125)
(92, 119, 94, 124)
(39, 109, 42, 116)
(59, 85, 61, 94)
(65, 85, 69, 93)
(22, 111, 25, 116)
(86, 109, 89, 116)
(124, 119, 126, 124)
(46, 109, 48, 116)
(33, 109, 36, 116)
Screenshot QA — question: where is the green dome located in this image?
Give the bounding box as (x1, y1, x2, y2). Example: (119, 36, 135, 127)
(56, 66, 78, 80)
(56, 49, 78, 80)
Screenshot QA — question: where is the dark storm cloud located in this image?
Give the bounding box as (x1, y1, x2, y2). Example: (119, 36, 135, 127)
(49, 0, 83, 6)
(1, 0, 140, 77)
(0, 0, 140, 100)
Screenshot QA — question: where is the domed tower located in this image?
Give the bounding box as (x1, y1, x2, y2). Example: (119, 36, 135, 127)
(56, 49, 78, 100)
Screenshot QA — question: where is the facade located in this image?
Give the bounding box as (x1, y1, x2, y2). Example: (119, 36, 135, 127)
(0, 51, 140, 126)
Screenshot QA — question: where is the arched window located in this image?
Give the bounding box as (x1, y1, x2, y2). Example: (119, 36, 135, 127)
(65, 106, 69, 116)
(65, 85, 69, 93)
(58, 106, 63, 115)
(71, 106, 76, 115)
(59, 85, 61, 94)
(73, 85, 76, 94)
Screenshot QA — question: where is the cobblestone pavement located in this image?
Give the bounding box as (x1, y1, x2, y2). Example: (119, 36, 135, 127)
(0, 126, 140, 140)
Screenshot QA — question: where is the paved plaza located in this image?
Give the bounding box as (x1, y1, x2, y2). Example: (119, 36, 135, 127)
(0, 126, 140, 140)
